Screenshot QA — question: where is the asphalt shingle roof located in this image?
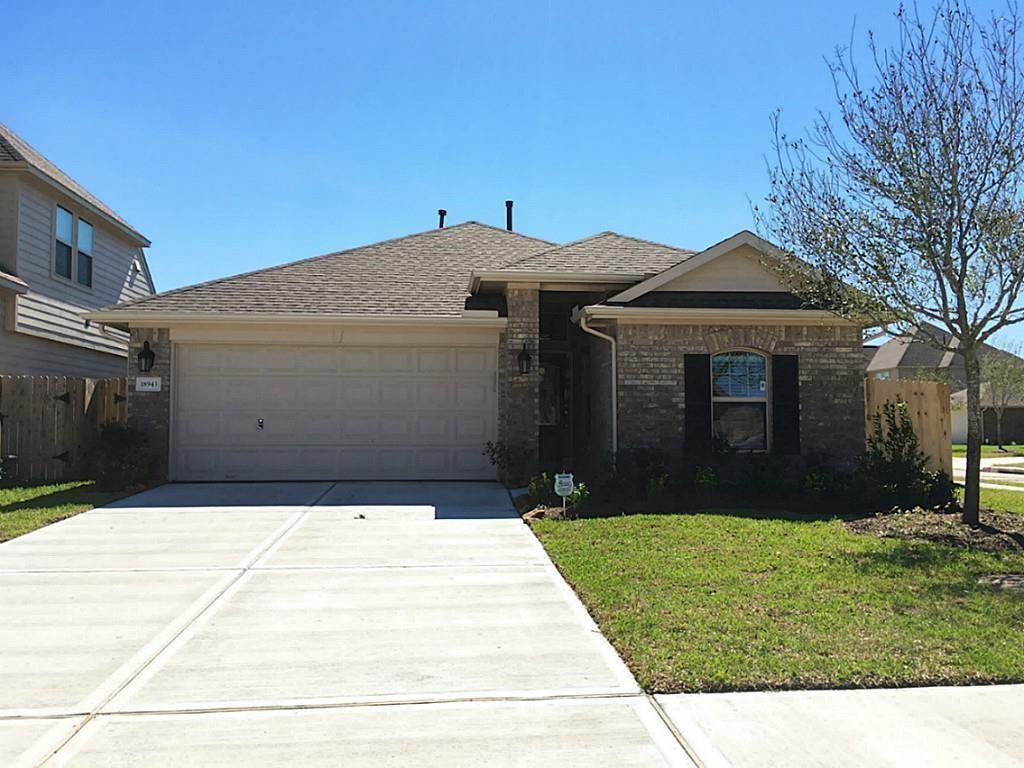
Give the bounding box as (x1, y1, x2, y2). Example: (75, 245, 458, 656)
(0, 123, 148, 244)
(107, 222, 555, 317)
(499, 231, 693, 274)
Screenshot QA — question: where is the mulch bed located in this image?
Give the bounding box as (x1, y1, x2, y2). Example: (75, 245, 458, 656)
(846, 508, 1024, 553)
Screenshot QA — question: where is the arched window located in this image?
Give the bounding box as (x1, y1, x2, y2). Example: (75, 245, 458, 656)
(711, 351, 768, 451)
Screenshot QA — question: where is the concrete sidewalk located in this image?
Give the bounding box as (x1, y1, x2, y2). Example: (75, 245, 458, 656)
(659, 685, 1024, 768)
(0, 482, 692, 767)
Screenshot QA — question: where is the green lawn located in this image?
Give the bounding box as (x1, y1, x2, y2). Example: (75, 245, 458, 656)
(0, 482, 125, 542)
(980, 487, 1024, 515)
(953, 443, 1024, 457)
(533, 511, 1024, 693)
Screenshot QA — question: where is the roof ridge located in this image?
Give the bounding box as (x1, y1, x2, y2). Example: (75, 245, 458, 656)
(105, 221, 553, 311)
(502, 230, 695, 270)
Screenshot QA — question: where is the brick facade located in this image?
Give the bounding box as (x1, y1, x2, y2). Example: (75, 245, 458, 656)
(616, 323, 865, 465)
(127, 327, 172, 481)
(498, 286, 540, 483)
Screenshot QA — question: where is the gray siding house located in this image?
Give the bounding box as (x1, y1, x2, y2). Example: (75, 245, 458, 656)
(0, 123, 154, 377)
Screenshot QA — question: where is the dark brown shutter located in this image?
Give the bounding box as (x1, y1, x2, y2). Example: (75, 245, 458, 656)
(684, 354, 712, 455)
(771, 354, 800, 454)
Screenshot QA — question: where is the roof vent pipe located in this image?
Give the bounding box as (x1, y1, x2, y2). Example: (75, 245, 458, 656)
(505, 200, 513, 231)
(438, 209, 447, 228)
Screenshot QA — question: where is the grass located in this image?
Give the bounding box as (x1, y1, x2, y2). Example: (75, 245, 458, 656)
(980, 487, 1024, 515)
(0, 482, 125, 542)
(953, 443, 1024, 457)
(533, 510, 1024, 693)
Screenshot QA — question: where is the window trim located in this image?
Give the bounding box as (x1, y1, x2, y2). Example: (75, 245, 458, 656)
(710, 349, 772, 452)
(51, 204, 95, 290)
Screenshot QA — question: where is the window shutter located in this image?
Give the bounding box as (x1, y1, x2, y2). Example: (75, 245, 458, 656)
(684, 354, 712, 455)
(771, 354, 800, 454)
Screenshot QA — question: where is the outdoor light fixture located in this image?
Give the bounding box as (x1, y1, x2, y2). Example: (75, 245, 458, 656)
(137, 340, 156, 373)
(517, 341, 532, 375)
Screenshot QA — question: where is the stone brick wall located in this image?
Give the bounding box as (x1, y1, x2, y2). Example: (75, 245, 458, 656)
(127, 327, 172, 481)
(498, 287, 540, 483)
(616, 323, 865, 465)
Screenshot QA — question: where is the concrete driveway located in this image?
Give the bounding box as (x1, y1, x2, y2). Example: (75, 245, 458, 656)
(0, 482, 692, 767)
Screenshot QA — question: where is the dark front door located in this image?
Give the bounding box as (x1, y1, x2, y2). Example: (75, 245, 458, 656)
(539, 351, 572, 471)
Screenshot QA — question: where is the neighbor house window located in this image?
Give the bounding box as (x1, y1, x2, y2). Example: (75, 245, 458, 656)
(76, 219, 93, 286)
(712, 351, 768, 451)
(54, 207, 94, 287)
(55, 206, 73, 279)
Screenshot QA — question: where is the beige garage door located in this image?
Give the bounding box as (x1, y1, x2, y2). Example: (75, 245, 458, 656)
(173, 343, 498, 481)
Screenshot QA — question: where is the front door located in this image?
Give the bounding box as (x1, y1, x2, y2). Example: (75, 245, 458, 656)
(539, 351, 571, 471)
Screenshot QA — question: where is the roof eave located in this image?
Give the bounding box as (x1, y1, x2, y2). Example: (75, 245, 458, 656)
(468, 270, 647, 293)
(0, 165, 151, 247)
(81, 309, 509, 329)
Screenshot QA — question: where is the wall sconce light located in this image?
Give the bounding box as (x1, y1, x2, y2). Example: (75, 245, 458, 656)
(137, 340, 156, 373)
(517, 341, 532, 375)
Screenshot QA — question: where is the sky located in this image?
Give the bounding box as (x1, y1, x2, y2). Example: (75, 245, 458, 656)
(3, 0, 1021, 347)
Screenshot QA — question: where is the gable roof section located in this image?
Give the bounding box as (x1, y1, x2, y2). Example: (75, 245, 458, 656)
(608, 230, 783, 304)
(500, 231, 693, 274)
(92, 222, 554, 320)
(0, 123, 150, 246)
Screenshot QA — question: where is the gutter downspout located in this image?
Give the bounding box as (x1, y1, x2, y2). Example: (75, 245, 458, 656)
(577, 311, 618, 458)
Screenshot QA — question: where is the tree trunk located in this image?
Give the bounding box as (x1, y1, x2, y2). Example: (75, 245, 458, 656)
(963, 348, 983, 527)
(995, 410, 1004, 449)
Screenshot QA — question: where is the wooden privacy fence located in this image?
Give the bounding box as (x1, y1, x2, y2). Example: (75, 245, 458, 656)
(864, 378, 952, 476)
(0, 376, 128, 484)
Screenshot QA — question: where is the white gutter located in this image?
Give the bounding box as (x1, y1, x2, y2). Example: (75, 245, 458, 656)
(577, 311, 618, 458)
(581, 305, 855, 325)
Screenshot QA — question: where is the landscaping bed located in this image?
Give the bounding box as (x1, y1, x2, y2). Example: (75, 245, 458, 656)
(847, 507, 1024, 552)
(533, 511, 1024, 693)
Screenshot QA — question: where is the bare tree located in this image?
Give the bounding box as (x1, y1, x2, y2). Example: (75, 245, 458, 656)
(756, 1, 1024, 526)
(981, 343, 1024, 448)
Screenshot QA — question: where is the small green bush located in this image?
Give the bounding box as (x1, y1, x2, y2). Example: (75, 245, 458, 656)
(93, 424, 156, 490)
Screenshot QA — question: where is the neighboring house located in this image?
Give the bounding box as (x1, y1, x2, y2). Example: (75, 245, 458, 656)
(0, 123, 154, 377)
(951, 386, 1024, 444)
(863, 323, 1010, 388)
(86, 222, 865, 483)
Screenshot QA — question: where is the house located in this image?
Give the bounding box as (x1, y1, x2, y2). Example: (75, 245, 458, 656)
(85, 218, 866, 483)
(951, 386, 1024, 444)
(0, 123, 154, 377)
(864, 323, 995, 388)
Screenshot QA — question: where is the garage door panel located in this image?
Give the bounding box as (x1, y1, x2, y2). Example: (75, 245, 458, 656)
(417, 380, 450, 405)
(340, 349, 377, 371)
(418, 349, 451, 372)
(174, 343, 497, 481)
(340, 380, 376, 407)
(456, 379, 491, 407)
(340, 414, 378, 440)
(456, 348, 493, 372)
(380, 381, 415, 406)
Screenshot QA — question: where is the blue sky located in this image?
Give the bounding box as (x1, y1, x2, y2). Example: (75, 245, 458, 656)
(3, 0, 1020, 346)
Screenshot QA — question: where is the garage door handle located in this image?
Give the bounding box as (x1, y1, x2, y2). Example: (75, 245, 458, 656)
(257, 418, 264, 430)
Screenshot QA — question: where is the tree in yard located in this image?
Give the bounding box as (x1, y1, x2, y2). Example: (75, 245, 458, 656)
(755, 1, 1024, 526)
(980, 343, 1024, 448)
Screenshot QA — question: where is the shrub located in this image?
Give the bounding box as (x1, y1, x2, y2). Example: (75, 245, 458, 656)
(860, 400, 955, 511)
(599, 447, 673, 502)
(93, 424, 156, 490)
(527, 472, 556, 507)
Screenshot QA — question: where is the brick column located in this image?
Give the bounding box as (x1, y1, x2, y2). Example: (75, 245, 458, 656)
(499, 286, 540, 484)
(127, 327, 172, 481)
